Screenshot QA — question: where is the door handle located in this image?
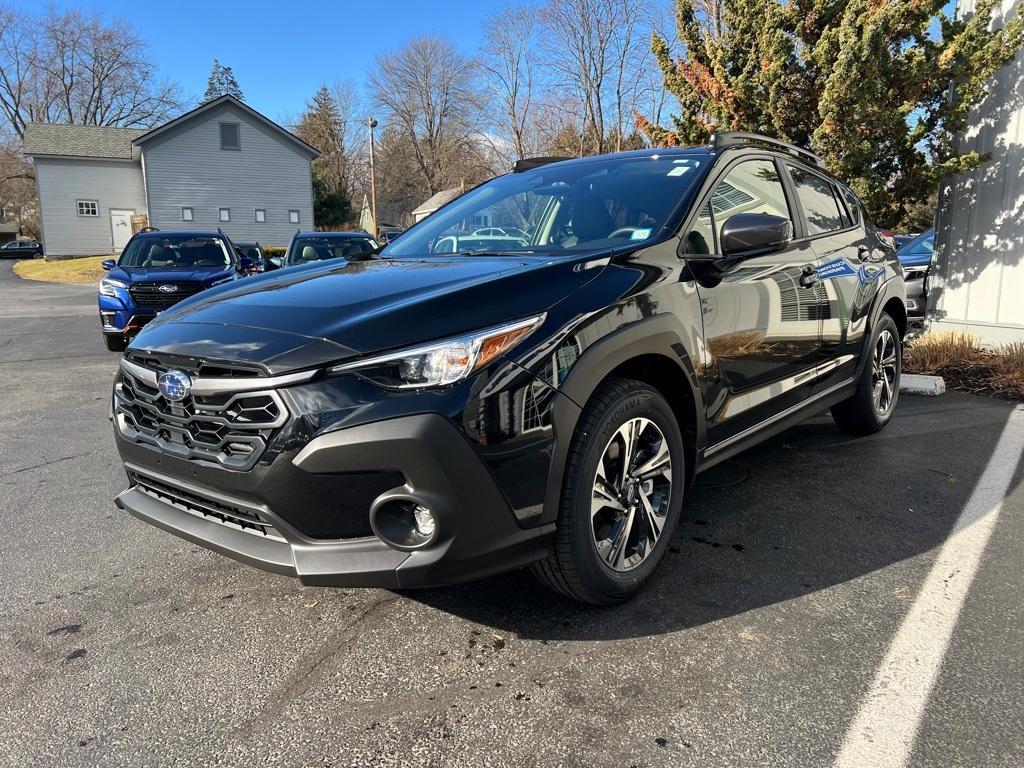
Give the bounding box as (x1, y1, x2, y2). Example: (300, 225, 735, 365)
(857, 245, 872, 262)
(800, 264, 818, 288)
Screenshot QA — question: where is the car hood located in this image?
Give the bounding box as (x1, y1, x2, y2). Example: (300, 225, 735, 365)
(109, 265, 235, 284)
(130, 254, 605, 373)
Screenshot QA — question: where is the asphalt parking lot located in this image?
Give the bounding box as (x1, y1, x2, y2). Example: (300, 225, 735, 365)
(1, 259, 1022, 768)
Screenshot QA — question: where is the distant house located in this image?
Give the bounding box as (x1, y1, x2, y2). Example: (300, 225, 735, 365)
(411, 186, 465, 223)
(23, 95, 319, 257)
(0, 220, 18, 246)
(929, 0, 1023, 344)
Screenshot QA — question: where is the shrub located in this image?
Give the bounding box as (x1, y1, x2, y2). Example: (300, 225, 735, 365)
(904, 332, 981, 373)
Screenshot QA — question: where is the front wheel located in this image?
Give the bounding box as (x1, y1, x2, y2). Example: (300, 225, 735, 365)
(531, 378, 685, 605)
(831, 313, 901, 435)
(103, 334, 128, 352)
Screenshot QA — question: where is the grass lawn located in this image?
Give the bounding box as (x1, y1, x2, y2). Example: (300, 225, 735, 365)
(14, 255, 109, 284)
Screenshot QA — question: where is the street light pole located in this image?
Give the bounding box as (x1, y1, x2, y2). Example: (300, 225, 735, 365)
(368, 117, 378, 238)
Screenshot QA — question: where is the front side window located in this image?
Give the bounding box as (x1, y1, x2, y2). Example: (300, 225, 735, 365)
(118, 235, 231, 268)
(220, 122, 240, 150)
(77, 200, 98, 217)
(683, 201, 715, 255)
(708, 159, 792, 251)
(383, 154, 708, 258)
(219, 208, 230, 222)
(787, 165, 846, 235)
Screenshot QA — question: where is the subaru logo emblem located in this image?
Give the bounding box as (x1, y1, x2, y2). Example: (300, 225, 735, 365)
(157, 369, 191, 402)
(158, 284, 177, 293)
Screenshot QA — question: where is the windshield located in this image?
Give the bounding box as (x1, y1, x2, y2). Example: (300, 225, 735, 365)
(287, 235, 378, 264)
(897, 229, 934, 258)
(118, 235, 231, 268)
(383, 154, 708, 258)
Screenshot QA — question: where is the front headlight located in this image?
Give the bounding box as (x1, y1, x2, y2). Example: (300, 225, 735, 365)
(329, 314, 545, 390)
(98, 277, 128, 297)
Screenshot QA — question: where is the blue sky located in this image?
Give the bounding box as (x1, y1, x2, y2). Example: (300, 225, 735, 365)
(10, 0, 495, 124)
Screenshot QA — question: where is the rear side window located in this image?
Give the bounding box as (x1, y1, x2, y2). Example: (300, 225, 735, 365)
(787, 166, 846, 235)
(838, 185, 862, 226)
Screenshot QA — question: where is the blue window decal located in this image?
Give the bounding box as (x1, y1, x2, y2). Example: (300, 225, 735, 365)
(817, 258, 858, 280)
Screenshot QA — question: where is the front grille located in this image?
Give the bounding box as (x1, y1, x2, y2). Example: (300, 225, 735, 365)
(114, 364, 288, 470)
(130, 470, 284, 540)
(128, 280, 203, 309)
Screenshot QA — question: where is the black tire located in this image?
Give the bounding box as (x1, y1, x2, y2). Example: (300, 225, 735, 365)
(831, 312, 901, 435)
(104, 334, 128, 352)
(530, 378, 685, 605)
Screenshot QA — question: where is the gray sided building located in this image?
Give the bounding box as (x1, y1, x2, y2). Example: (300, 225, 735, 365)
(23, 95, 319, 257)
(930, 0, 1023, 344)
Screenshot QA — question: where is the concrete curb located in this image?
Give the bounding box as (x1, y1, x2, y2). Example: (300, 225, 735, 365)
(900, 374, 946, 396)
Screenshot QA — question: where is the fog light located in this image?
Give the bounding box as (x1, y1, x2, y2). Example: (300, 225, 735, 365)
(412, 505, 436, 537)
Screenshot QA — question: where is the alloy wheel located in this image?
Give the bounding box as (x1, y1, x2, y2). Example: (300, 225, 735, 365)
(591, 417, 673, 572)
(872, 329, 899, 416)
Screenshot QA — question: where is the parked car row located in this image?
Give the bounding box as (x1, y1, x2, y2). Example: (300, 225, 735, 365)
(96, 229, 382, 349)
(0, 239, 44, 258)
(896, 228, 934, 318)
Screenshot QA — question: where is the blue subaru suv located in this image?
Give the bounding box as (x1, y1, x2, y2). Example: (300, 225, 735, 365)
(99, 230, 255, 351)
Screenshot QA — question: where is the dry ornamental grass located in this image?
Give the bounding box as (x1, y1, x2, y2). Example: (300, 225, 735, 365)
(904, 332, 1024, 401)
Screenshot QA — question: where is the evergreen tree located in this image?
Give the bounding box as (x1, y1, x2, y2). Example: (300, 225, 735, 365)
(203, 59, 244, 102)
(296, 85, 352, 228)
(640, 0, 1024, 228)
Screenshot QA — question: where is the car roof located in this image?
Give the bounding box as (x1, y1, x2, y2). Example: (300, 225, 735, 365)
(133, 230, 225, 239)
(294, 231, 372, 238)
(517, 141, 832, 178)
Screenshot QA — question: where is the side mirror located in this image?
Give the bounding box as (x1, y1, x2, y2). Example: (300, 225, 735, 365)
(262, 257, 280, 271)
(101, 259, 116, 271)
(720, 213, 793, 259)
(238, 257, 256, 272)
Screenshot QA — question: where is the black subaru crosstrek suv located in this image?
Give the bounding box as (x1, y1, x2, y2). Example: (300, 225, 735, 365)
(111, 133, 906, 605)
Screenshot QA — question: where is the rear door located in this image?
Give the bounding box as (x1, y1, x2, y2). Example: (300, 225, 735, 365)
(683, 155, 826, 447)
(782, 164, 877, 390)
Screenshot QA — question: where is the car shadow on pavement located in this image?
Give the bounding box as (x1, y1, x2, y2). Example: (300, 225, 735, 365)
(406, 394, 1022, 641)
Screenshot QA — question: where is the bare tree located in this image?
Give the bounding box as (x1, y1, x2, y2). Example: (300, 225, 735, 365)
(0, 137, 38, 236)
(369, 36, 487, 196)
(540, 0, 616, 154)
(538, 0, 657, 154)
(481, 4, 538, 163)
(0, 5, 181, 139)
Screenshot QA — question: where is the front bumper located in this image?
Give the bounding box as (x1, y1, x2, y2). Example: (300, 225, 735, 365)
(98, 294, 158, 334)
(114, 412, 554, 588)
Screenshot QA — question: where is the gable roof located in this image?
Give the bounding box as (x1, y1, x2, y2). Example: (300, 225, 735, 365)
(412, 187, 464, 216)
(22, 123, 146, 159)
(132, 94, 319, 158)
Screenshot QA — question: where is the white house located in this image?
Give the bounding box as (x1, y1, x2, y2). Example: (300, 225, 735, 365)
(23, 95, 319, 256)
(929, 0, 1023, 344)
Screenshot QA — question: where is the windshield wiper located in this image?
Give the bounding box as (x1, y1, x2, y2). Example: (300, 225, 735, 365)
(453, 250, 536, 257)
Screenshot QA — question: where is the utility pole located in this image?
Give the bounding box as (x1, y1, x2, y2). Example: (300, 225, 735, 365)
(368, 117, 378, 238)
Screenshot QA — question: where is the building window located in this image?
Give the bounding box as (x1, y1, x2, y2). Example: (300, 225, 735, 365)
(77, 200, 98, 217)
(255, 208, 266, 223)
(288, 210, 300, 224)
(181, 207, 194, 222)
(220, 122, 240, 150)
(219, 208, 230, 222)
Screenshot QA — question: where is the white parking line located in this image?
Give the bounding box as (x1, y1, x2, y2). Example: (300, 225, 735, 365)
(835, 405, 1024, 768)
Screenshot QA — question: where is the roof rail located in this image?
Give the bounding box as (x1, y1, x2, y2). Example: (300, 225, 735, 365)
(512, 156, 569, 173)
(709, 131, 824, 168)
